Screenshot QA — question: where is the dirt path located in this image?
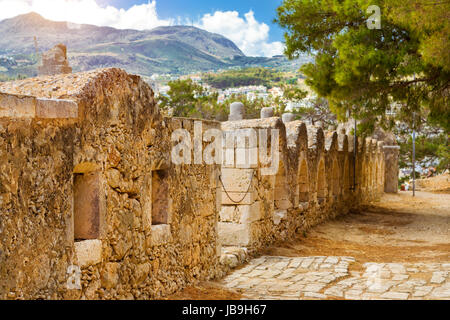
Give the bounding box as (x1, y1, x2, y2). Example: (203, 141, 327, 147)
(167, 191, 450, 300)
(263, 191, 450, 263)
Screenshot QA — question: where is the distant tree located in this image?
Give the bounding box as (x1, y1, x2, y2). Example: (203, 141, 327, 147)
(295, 97, 337, 127)
(395, 123, 449, 173)
(158, 79, 337, 125)
(204, 67, 285, 89)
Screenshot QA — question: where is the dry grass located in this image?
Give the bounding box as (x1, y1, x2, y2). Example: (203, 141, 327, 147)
(165, 281, 243, 300)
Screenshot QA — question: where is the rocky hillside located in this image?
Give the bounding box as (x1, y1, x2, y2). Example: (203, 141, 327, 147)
(0, 13, 310, 77)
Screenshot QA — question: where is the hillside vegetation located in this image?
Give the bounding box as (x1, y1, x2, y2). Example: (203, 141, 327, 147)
(0, 12, 311, 77)
(203, 68, 289, 89)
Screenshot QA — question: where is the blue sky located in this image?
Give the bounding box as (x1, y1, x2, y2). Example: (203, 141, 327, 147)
(0, 0, 286, 56)
(101, 0, 285, 43)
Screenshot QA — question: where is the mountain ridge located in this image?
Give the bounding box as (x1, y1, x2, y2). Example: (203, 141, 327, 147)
(0, 12, 309, 77)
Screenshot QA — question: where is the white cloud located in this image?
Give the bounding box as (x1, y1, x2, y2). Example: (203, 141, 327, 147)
(195, 10, 284, 57)
(0, 1, 284, 57)
(0, 0, 172, 30)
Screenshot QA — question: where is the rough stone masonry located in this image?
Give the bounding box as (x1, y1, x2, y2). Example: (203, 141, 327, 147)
(0, 68, 398, 299)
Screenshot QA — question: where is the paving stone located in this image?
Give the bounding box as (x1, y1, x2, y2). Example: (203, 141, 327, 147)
(300, 258, 314, 269)
(272, 260, 291, 270)
(287, 283, 305, 291)
(217, 255, 450, 300)
(314, 257, 326, 264)
(324, 257, 339, 264)
(247, 269, 266, 277)
(324, 287, 344, 297)
(367, 283, 393, 293)
(413, 286, 433, 297)
(430, 288, 450, 298)
(392, 274, 409, 281)
(344, 289, 363, 300)
(430, 271, 447, 284)
(260, 271, 282, 279)
(380, 292, 409, 300)
(304, 292, 327, 299)
(287, 258, 304, 269)
(277, 271, 296, 280)
(388, 263, 407, 274)
(361, 293, 381, 300)
(303, 283, 326, 292)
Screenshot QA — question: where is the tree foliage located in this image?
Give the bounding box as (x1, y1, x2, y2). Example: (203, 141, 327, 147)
(276, 0, 450, 132)
(157, 79, 335, 124)
(157, 79, 228, 120)
(203, 67, 285, 89)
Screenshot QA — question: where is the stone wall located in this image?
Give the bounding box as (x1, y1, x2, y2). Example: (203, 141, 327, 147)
(37, 44, 72, 76)
(0, 68, 394, 299)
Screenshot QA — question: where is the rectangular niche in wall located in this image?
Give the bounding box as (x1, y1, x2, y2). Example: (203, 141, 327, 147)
(74, 170, 102, 240)
(152, 169, 169, 225)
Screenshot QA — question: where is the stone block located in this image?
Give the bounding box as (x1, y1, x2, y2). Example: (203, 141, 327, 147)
(260, 107, 274, 118)
(101, 262, 119, 289)
(36, 98, 78, 118)
(0, 93, 35, 118)
(220, 202, 262, 223)
(75, 239, 102, 268)
(228, 102, 245, 121)
(222, 148, 235, 167)
(273, 210, 287, 225)
(220, 168, 255, 192)
(235, 148, 258, 168)
(218, 222, 251, 246)
(151, 224, 172, 246)
(220, 205, 236, 222)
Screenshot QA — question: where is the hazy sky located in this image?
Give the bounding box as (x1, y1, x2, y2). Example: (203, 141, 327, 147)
(0, 0, 286, 57)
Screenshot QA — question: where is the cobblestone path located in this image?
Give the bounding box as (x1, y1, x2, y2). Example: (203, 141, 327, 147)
(168, 192, 449, 300)
(220, 256, 450, 300)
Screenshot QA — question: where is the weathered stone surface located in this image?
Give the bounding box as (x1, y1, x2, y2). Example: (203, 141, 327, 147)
(220, 201, 261, 224)
(0, 92, 35, 117)
(101, 262, 119, 289)
(36, 98, 78, 118)
(150, 224, 172, 245)
(75, 240, 103, 268)
(0, 68, 222, 300)
(228, 102, 245, 121)
(218, 222, 251, 246)
(38, 43, 72, 76)
(221, 168, 255, 192)
(282, 113, 295, 123)
(260, 107, 274, 118)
